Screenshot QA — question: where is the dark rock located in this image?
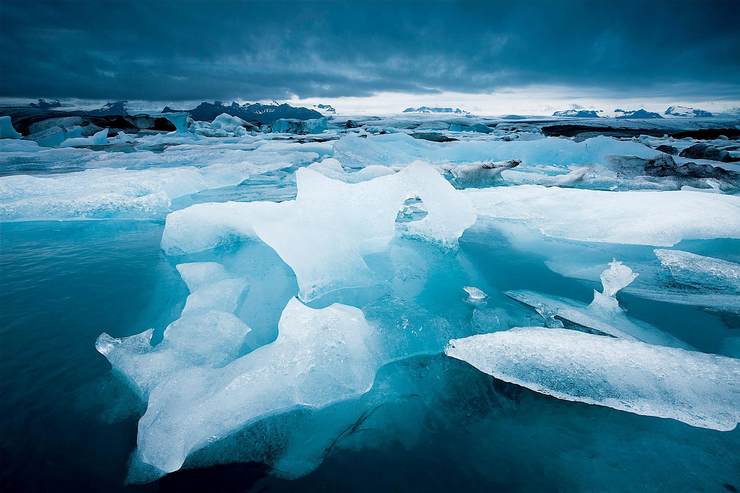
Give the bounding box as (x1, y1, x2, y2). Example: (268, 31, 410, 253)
(541, 124, 740, 140)
(345, 120, 360, 129)
(643, 154, 737, 180)
(655, 144, 678, 155)
(410, 132, 458, 142)
(679, 143, 734, 162)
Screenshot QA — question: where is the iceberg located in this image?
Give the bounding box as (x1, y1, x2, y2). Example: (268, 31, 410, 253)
(0, 116, 21, 139)
(60, 128, 109, 147)
(445, 327, 740, 431)
(96, 261, 248, 397)
(467, 185, 740, 246)
(272, 117, 328, 134)
(507, 260, 689, 348)
(162, 161, 476, 301)
(120, 298, 380, 475)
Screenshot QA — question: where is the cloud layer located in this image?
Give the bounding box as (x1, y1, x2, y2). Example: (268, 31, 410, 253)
(1, 0, 739, 101)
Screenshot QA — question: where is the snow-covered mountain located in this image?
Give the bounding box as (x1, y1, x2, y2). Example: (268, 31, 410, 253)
(553, 109, 602, 118)
(614, 108, 663, 119)
(402, 106, 468, 114)
(665, 105, 713, 117)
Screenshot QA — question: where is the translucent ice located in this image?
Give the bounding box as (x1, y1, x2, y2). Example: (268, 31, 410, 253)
(468, 185, 740, 246)
(0, 116, 21, 139)
(162, 161, 476, 301)
(307, 158, 395, 183)
(464, 286, 488, 303)
(60, 128, 109, 147)
(96, 262, 249, 397)
(655, 249, 740, 292)
(131, 298, 380, 475)
(507, 261, 689, 348)
(445, 327, 740, 431)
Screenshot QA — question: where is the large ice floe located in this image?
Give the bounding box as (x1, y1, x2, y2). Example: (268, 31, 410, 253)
(445, 327, 740, 431)
(162, 161, 476, 301)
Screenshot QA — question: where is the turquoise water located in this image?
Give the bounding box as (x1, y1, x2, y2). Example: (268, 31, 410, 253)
(2, 219, 738, 492)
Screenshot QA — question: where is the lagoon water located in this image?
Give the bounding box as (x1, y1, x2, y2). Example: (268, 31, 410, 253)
(1, 123, 740, 492)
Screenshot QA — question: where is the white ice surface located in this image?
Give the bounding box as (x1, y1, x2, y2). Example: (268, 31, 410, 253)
(162, 161, 476, 301)
(129, 298, 380, 474)
(467, 185, 740, 246)
(446, 327, 740, 431)
(334, 133, 657, 167)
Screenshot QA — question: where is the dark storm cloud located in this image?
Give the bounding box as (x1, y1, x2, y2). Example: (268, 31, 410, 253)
(1, 0, 739, 101)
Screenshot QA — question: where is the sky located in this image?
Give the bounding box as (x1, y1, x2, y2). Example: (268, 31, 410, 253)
(1, 0, 739, 114)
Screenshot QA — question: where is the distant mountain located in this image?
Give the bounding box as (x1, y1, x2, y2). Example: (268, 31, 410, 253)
(88, 101, 128, 116)
(29, 99, 62, 109)
(313, 103, 336, 114)
(614, 108, 663, 119)
(402, 106, 468, 114)
(162, 101, 322, 123)
(553, 109, 601, 118)
(665, 105, 713, 117)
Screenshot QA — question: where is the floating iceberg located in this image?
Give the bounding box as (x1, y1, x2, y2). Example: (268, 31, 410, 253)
(162, 161, 476, 301)
(96, 262, 249, 397)
(272, 117, 328, 134)
(307, 158, 395, 183)
(445, 327, 740, 431)
(117, 298, 380, 476)
(467, 185, 740, 246)
(507, 261, 689, 348)
(60, 128, 109, 147)
(0, 116, 21, 139)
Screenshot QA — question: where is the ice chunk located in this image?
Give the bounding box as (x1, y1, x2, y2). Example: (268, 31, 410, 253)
(463, 286, 488, 303)
(96, 261, 249, 396)
(272, 117, 328, 134)
(0, 116, 21, 139)
(163, 112, 191, 133)
(467, 185, 740, 246)
(445, 327, 740, 431)
(655, 249, 740, 292)
(162, 161, 476, 301)
(307, 158, 395, 183)
(0, 148, 303, 221)
(506, 261, 688, 348)
(445, 160, 520, 188)
(600, 259, 638, 297)
(131, 298, 380, 475)
(60, 128, 109, 147)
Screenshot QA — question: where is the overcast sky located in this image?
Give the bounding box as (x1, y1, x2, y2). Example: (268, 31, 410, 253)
(1, 0, 739, 113)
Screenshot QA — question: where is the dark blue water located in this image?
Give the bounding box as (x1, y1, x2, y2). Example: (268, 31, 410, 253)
(1, 220, 738, 492)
